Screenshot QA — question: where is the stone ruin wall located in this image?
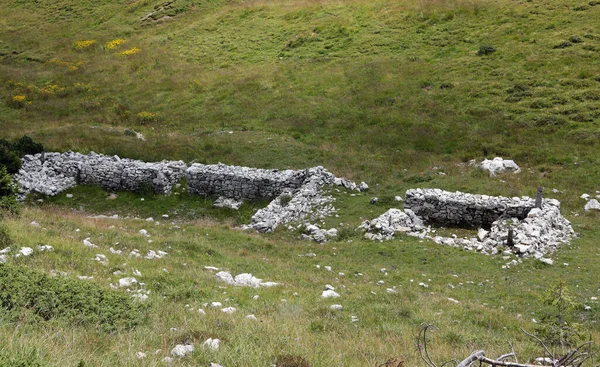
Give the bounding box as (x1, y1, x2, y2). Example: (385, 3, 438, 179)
(186, 163, 308, 200)
(404, 188, 534, 228)
(15, 151, 364, 234)
(17, 152, 323, 200)
(16, 152, 187, 197)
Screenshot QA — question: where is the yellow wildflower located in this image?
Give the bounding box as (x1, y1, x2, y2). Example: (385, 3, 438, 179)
(12, 95, 26, 102)
(137, 111, 157, 124)
(117, 47, 141, 56)
(74, 40, 96, 49)
(106, 39, 126, 49)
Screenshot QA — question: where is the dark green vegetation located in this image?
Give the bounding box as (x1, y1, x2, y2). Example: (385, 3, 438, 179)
(0, 263, 147, 332)
(0, 136, 44, 175)
(1, 0, 600, 365)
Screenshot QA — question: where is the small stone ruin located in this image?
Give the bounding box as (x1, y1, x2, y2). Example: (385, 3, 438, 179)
(14, 151, 367, 234)
(404, 188, 533, 228)
(360, 188, 574, 259)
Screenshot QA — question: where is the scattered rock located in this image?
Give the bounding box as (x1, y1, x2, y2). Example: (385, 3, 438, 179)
(329, 304, 343, 310)
(584, 199, 600, 211)
(170, 344, 194, 358)
(477, 157, 521, 176)
(213, 196, 243, 210)
(118, 277, 138, 287)
(17, 247, 33, 257)
(82, 238, 98, 248)
(214, 271, 279, 288)
(202, 338, 220, 351)
(322, 290, 341, 298)
(221, 307, 236, 314)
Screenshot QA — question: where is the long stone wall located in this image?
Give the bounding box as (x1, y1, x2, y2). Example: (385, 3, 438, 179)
(15, 152, 187, 198)
(15, 152, 367, 234)
(186, 163, 307, 200)
(404, 188, 534, 228)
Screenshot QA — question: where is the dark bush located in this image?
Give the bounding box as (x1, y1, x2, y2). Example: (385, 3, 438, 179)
(476, 45, 495, 55)
(12, 135, 45, 156)
(569, 35, 583, 43)
(0, 145, 21, 174)
(0, 166, 19, 217)
(553, 41, 572, 49)
(0, 264, 147, 331)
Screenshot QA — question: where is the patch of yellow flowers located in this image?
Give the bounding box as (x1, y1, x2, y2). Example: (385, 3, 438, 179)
(137, 111, 157, 124)
(12, 95, 26, 102)
(106, 39, 126, 49)
(46, 59, 84, 71)
(74, 40, 96, 49)
(117, 47, 141, 56)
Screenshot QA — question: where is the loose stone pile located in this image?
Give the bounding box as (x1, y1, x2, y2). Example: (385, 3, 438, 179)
(243, 167, 342, 233)
(475, 157, 521, 176)
(358, 208, 425, 241)
(361, 189, 574, 259)
(15, 152, 186, 199)
(405, 188, 534, 228)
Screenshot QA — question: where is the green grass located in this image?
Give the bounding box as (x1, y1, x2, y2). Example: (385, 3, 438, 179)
(0, 206, 599, 366)
(2, 0, 600, 365)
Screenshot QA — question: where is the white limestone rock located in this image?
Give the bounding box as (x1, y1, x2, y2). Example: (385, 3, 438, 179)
(202, 338, 220, 351)
(322, 290, 341, 298)
(584, 199, 600, 211)
(479, 157, 521, 176)
(170, 344, 194, 357)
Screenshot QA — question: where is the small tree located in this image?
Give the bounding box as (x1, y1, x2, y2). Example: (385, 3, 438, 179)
(536, 281, 584, 348)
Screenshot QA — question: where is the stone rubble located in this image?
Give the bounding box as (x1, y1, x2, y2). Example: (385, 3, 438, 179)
(213, 196, 243, 210)
(300, 224, 337, 243)
(244, 167, 340, 233)
(361, 188, 574, 259)
(476, 157, 521, 176)
(358, 208, 425, 241)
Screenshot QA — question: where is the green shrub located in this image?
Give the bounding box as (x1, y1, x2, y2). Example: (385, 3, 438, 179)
(11, 136, 44, 156)
(0, 264, 147, 332)
(0, 145, 21, 175)
(476, 45, 495, 55)
(534, 281, 584, 348)
(553, 41, 572, 49)
(0, 226, 13, 248)
(0, 349, 49, 367)
(279, 193, 293, 206)
(0, 166, 19, 217)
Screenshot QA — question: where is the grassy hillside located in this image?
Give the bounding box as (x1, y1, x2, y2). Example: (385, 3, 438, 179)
(1, 0, 600, 365)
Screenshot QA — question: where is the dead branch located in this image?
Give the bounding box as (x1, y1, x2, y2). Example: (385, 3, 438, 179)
(417, 325, 598, 367)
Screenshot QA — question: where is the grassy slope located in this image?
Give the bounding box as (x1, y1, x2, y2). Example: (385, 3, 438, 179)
(1, 206, 599, 366)
(1, 0, 600, 365)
